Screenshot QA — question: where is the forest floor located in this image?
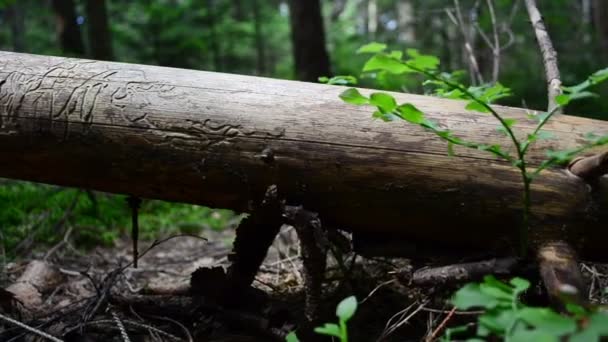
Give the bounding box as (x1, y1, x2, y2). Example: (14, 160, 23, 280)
(3, 226, 608, 342)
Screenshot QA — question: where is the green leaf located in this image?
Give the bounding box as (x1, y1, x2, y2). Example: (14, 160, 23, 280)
(336, 296, 357, 322)
(285, 331, 300, 342)
(570, 313, 608, 342)
(517, 307, 577, 336)
(314, 323, 341, 337)
(481, 83, 512, 103)
(387, 50, 403, 60)
(370, 93, 397, 113)
(589, 67, 608, 85)
(545, 149, 575, 164)
(465, 101, 490, 113)
(320, 75, 358, 86)
(372, 110, 398, 122)
(510, 277, 530, 295)
(478, 144, 508, 159)
(405, 49, 440, 70)
(339, 88, 369, 105)
(395, 103, 425, 124)
(421, 119, 439, 130)
(363, 54, 414, 74)
(452, 283, 499, 310)
(478, 308, 518, 334)
(503, 118, 517, 128)
(447, 142, 455, 156)
(555, 94, 570, 106)
(357, 42, 387, 54)
(509, 326, 558, 342)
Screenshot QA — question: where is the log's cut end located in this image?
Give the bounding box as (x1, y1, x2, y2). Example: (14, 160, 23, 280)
(0, 52, 607, 260)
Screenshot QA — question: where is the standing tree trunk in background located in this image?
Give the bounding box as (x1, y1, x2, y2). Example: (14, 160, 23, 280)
(51, 0, 85, 56)
(5, 2, 26, 52)
(593, 0, 608, 61)
(252, 0, 266, 75)
(396, 1, 414, 42)
(85, 0, 113, 61)
(331, 0, 347, 21)
(205, 0, 222, 71)
(367, 0, 378, 39)
(287, 0, 331, 82)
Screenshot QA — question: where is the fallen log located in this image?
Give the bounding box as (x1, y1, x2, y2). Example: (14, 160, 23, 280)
(0, 52, 607, 260)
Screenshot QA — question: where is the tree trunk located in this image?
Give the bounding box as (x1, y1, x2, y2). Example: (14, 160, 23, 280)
(287, 0, 331, 82)
(396, 1, 414, 42)
(0, 52, 607, 261)
(51, 0, 85, 56)
(252, 0, 266, 75)
(204, 0, 222, 72)
(593, 0, 608, 61)
(85, 0, 113, 61)
(5, 2, 26, 52)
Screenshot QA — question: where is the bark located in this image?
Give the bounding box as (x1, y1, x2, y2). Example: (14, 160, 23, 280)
(206, 0, 222, 71)
(51, 0, 86, 56)
(5, 2, 26, 52)
(252, 0, 266, 75)
(0, 52, 607, 261)
(287, 0, 331, 81)
(396, 1, 415, 42)
(85, 0, 114, 61)
(593, 0, 608, 61)
(524, 0, 562, 113)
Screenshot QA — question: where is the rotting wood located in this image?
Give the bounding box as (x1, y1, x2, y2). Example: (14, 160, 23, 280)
(537, 241, 587, 310)
(409, 257, 521, 286)
(0, 52, 607, 260)
(5, 260, 64, 312)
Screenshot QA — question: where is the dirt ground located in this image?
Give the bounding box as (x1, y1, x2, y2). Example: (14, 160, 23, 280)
(2, 226, 608, 342)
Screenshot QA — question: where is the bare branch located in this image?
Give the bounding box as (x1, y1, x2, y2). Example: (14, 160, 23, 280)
(486, 0, 500, 83)
(524, 0, 563, 113)
(447, 0, 484, 85)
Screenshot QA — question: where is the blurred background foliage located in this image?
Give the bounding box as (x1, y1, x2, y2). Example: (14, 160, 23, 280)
(1, 0, 607, 256)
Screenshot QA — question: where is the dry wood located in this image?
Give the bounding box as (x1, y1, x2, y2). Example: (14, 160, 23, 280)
(410, 258, 520, 286)
(5, 260, 64, 311)
(0, 52, 607, 260)
(524, 0, 562, 113)
(537, 241, 586, 309)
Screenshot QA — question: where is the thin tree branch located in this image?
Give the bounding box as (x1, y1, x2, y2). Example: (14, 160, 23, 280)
(524, 0, 563, 113)
(486, 0, 500, 83)
(447, 0, 484, 85)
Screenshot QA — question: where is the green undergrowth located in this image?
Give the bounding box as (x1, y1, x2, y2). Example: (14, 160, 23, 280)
(0, 180, 239, 259)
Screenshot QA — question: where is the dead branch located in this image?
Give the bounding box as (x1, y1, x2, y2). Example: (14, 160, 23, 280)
(409, 257, 520, 286)
(5, 260, 64, 312)
(569, 152, 608, 180)
(524, 0, 562, 113)
(537, 241, 587, 310)
(445, 1, 484, 85)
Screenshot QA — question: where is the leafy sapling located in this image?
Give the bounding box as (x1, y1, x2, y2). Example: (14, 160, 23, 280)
(286, 296, 358, 342)
(446, 276, 608, 341)
(339, 42, 608, 257)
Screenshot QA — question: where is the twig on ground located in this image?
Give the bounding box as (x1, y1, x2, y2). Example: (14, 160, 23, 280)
(0, 312, 64, 342)
(378, 301, 428, 341)
(408, 257, 520, 286)
(427, 307, 457, 342)
(44, 226, 74, 261)
(360, 279, 396, 305)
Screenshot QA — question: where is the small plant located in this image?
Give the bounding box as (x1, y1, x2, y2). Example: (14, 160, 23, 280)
(335, 42, 608, 257)
(286, 295, 358, 342)
(445, 276, 608, 341)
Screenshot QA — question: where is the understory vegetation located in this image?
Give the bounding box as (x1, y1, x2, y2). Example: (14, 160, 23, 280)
(0, 180, 239, 260)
